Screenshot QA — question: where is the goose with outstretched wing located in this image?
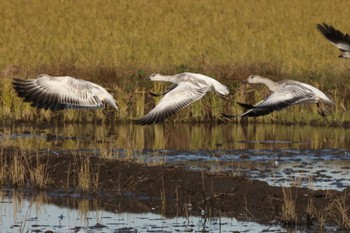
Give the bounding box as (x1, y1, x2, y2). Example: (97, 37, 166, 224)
(134, 72, 229, 125)
(317, 23, 350, 58)
(13, 74, 118, 111)
(222, 75, 333, 118)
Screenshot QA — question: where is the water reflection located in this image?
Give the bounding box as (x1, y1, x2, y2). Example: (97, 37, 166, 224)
(0, 123, 349, 232)
(1, 123, 349, 191)
(0, 123, 349, 152)
(0, 190, 286, 233)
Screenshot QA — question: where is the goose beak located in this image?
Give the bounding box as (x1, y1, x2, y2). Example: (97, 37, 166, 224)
(242, 79, 248, 84)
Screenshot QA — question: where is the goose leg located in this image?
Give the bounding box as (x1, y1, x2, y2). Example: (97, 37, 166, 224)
(316, 102, 328, 117)
(102, 103, 116, 119)
(316, 102, 330, 125)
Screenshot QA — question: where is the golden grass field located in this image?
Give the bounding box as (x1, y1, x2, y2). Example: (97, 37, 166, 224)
(1, 0, 350, 124)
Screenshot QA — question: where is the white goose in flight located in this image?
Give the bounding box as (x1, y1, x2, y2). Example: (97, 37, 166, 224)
(13, 74, 118, 111)
(317, 23, 350, 59)
(226, 75, 334, 118)
(134, 72, 229, 125)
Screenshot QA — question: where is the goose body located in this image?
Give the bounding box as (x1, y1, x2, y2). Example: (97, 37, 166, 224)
(237, 75, 333, 117)
(13, 74, 118, 111)
(135, 72, 229, 125)
(317, 23, 350, 59)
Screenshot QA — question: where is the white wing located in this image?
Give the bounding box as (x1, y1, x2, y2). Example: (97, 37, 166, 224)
(257, 86, 313, 108)
(135, 82, 210, 125)
(13, 75, 118, 110)
(183, 72, 229, 96)
(240, 86, 314, 117)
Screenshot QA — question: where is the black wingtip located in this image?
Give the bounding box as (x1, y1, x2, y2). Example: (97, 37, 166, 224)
(148, 92, 163, 97)
(133, 114, 160, 125)
(12, 78, 31, 98)
(316, 22, 328, 30)
(133, 118, 151, 125)
(316, 22, 350, 47)
(236, 102, 255, 110)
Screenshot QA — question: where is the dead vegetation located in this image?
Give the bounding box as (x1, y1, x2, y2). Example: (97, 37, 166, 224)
(281, 186, 297, 226)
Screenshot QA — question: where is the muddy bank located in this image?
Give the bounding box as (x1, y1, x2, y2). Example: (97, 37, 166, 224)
(1, 147, 349, 229)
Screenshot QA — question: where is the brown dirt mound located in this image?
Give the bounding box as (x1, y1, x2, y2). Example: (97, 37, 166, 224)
(2, 147, 350, 228)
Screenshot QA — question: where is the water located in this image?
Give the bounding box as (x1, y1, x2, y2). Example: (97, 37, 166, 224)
(1, 122, 349, 151)
(0, 190, 286, 233)
(1, 122, 349, 232)
(1, 122, 349, 190)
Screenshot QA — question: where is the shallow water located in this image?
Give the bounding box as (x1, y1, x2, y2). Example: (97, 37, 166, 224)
(1, 123, 349, 232)
(1, 122, 349, 190)
(1, 122, 349, 151)
(0, 190, 287, 233)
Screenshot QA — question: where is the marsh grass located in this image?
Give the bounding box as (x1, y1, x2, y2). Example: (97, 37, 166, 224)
(26, 154, 51, 189)
(307, 198, 327, 230)
(0, 149, 103, 193)
(0, 149, 51, 189)
(160, 176, 166, 215)
(76, 156, 102, 193)
(77, 199, 90, 224)
(10, 152, 26, 187)
(281, 187, 297, 226)
(78, 157, 92, 192)
(1, 1, 350, 124)
(326, 194, 350, 230)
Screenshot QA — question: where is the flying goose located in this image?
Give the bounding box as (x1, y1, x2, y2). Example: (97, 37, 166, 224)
(224, 75, 334, 118)
(134, 72, 229, 125)
(317, 23, 350, 58)
(13, 74, 118, 111)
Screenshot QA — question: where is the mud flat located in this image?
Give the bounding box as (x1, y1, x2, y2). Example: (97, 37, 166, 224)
(1, 147, 350, 231)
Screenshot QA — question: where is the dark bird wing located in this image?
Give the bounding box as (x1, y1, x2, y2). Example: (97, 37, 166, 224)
(317, 23, 350, 52)
(239, 86, 314, 117)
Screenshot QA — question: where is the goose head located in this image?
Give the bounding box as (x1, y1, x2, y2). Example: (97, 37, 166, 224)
(147, 73, 162, 80)
(242, 75, 262, 84)
(37, 74, 50, 79)
(339, 52, 350, 59)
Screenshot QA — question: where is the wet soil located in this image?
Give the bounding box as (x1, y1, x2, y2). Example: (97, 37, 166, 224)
(2, 147, 350, 229)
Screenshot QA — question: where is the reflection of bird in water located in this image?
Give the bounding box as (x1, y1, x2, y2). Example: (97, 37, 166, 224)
(222, 75, 334, 119)
(135, 72, 229, 125)
(215, 142, 223, 150)
(58, 213, 64, 228)
(72, 227, 88, 233)
(13, 74, 118, 111)
(317, 23, 350, 59)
